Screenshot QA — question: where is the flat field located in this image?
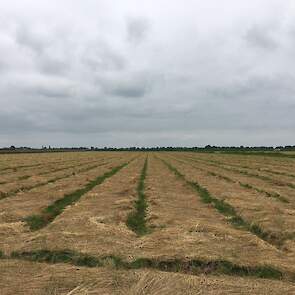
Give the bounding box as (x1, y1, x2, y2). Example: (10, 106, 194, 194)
(1, 151, 295, 294)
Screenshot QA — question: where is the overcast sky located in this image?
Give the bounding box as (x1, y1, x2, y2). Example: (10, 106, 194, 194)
(0, 1, 294, 147)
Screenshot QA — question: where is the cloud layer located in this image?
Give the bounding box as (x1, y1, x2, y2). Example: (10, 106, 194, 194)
(0, 0, 294, 147)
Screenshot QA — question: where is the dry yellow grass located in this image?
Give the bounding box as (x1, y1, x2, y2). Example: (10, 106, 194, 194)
(1, 260, 295, 295)
(1, 151, 295, 293)
(162, 154, 295, 254)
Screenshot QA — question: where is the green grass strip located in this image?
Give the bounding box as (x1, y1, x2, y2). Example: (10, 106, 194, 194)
(24, 162, 129, 231)
(127, 157, 149, 236)
(9, 249, 284, 281)
(159, 158, 286, 249)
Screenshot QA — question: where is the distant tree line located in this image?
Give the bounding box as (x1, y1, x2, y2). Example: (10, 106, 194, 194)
(1, 145, 295, 154)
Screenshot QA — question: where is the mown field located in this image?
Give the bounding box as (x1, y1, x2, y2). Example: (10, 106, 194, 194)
(1, 151, 295, 294)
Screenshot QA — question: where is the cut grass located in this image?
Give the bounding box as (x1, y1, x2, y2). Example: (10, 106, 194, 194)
(18, 175, 30, 180)
(160, 158, 286, 249)
(10, 249, 285, 281)
(38, 158, 111, 176)
(127, 157, 149, 236)
(239, 182, 289, 203)
(206, 171, 235, 183)
(0, 158, 83, 173)
(0, 162, 109, 201)
(24, 162, 129, 231)
(192, 155, 295, 179)
(194, 150, 295, 159)
(206, 170, 288, 203)
(170, 155, 289, 204)
(0, 162, 44, 172)
(258, 168, 295, 179)
(182, 155, 295, 190)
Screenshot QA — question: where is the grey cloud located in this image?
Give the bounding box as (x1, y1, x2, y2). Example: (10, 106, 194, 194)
(126, 17, 149, 44)
(25, 84, 73, 98)
(0, 0, 294, 147)
(37, 55, 69, 75)
(101, 73, 151, 98)
(245, 24, 278, 50)
(207, 74, 295, 101)
(0, 110, 36, 134)
(15, 25, 49, 54)
(81, 46, 126, 74)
